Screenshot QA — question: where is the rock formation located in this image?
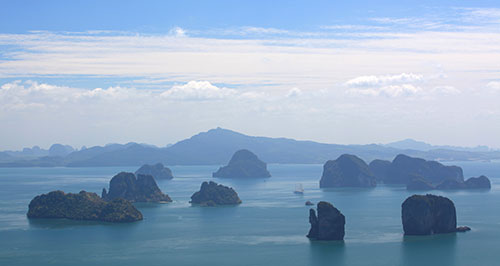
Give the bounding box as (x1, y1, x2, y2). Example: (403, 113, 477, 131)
(464, 175, 491, 189)
(27, 190, 143, 223)
(190, 181, 242, 206)
(213, 149, 271, 178)
(319, 154, 376, 188)
(406, 175, 491, 190)
(368, 159, 391, 182)
(307, 201, 345, 240)
(102, 172, 172, 202)
(305, 200, 314, 206)
(402, 194, 468, 235)
(135, 163, 174, 180)
(386, 154, 464, 184)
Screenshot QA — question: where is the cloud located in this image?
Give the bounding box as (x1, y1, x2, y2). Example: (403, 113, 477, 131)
(286, 87, 302, 98)
(169, 27, 187, 37)
(160, 81, 236, 100)
(345, 73, 424, 88)
(487, 81, 500, 92)
(348, 84, 422, 97)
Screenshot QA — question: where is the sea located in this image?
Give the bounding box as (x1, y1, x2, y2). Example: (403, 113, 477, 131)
(0, 161, 499, 266)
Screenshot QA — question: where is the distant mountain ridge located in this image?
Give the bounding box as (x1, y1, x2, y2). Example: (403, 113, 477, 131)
(1, 128, 499, 167)
(385, 139, 492, 152)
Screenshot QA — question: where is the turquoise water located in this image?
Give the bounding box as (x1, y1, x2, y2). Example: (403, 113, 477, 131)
(1, 163, 499, 266)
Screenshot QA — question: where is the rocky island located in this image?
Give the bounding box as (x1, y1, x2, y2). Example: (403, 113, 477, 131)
(385, 154, 464, 184)
(190, 181, 242, 206)
(27, 190, 143, 223)
(213, 149, 271, 178)
(307, 201, 345, 241)
(402, 194, 469, 235)
(102, 172, 172, 202)
(407, 175, 491, 191)
(135, 163, 174, 180)
(319, 154, 376, 188)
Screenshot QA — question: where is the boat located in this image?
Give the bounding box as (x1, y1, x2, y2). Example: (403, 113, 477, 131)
(294, 183, 304, 194)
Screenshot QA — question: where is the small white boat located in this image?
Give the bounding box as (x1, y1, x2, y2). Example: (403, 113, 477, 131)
(294, 183, 304, 194)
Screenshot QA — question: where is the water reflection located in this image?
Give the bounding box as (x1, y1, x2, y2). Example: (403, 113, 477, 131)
(400, 233, 457, 266)
(308, 240, 346, 265)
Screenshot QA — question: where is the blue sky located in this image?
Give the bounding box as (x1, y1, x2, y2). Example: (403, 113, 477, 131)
(1, 1, 500, 149)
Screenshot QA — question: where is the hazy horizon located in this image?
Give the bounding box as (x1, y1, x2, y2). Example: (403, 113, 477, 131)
(2, 0, 500, 150)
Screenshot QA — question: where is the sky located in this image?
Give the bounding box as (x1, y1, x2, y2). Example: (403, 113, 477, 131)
(1, 0, 500, 150)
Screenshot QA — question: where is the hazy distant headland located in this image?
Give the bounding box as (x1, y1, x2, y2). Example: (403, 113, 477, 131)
(0, 127, 499, 167)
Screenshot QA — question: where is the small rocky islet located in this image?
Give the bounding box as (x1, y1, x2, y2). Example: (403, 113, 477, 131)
(102, 172, 172, 202)
(307, 201, 345, 241)
(213, 149, 271, 178)
(319, 154, 376, 188)
(190, 181, 242, 206)
(402, 194, 470, 235)
(27, 190, 143, 223)
(135, 163, 174, 180)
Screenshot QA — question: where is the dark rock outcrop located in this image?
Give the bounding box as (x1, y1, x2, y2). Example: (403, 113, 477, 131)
(369, 159, 391, 182)
(135, 163, 174, 180)
(27, 190, 143, 223)
(305, 200, 314, 206)
(213, 149, 271, 178)
(464, 175, 491, 189)
(386, 154, 464, 185)
(407, 178, 435, 191)
(190, 181, 242, 206)
(319, 154, 376, 188)
(102, 172, 172, 202)
(402, 194, 467, 235)
(307, 201, 345, 240)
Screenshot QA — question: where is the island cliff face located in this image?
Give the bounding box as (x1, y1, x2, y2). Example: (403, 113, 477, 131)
(307, 201, 345, 240)
(368, 159, 391, 182)
(402, 194, 460, 235)
(407, 175, 492, 191)
(212, 149, 271, 178)
(27, 190, 143, 223)
(190, 181, 242, 206)
(386, 154, 463, 184)
(135, 163, 174, 180)
(102, 172, 172, 202)
(319, 154, 376, 188)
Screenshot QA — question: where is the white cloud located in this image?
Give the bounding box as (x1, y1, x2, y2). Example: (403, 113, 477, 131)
(170, 27, 187, 37)
(348, 84, 422, 97)
(160, 81, 236, 100)
(286, 87, 302, 98)
(487, 81, 500, 92)
(345, 73, 424, 88)
(432, 85, 460, 95)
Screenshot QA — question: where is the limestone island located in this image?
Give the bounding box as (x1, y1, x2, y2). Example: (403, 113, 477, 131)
(190, 181, 242, 206)
(213, 149, 271, 178)
(319, 154, 376, 188)
(402, 194, 470, 235)
(27, 190, 143, 223)
(307, 201, 345, 241)
(102, 172, 172, 203)
(367, 154, 491, 191)
(135, 163, 174, 180)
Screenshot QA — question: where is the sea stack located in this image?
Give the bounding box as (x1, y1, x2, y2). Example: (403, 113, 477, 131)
(190, 181, 242, 206)
(135, 163, 174, 180)
(402, 194, 468, 235)
(307, 201, 345, 241)
(213, 149, 271, 178)
(464, 175, 491, 189)
(27, 190, 143, 223)
(319, 154, 376, 188)
(102, 172, 172, 202)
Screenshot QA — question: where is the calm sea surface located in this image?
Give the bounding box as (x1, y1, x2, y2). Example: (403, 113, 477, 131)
(0, 162, 499, 266)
